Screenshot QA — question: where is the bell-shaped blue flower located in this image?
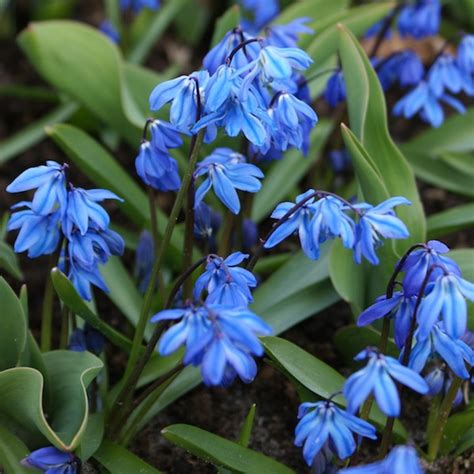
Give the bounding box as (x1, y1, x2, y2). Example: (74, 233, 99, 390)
(457, 34, 474, 74)
(134, 230, 155, 293)
(357, 290, 417, 349)
(194, 148, 263, 214)
(151, 303, 272, 386)
(99, 20, 120, 43)
(22, 446, 79, 474)
(428, 54, 463, 97)
(343, 347, 429, 417)
(238, 0, 279, 31)
(264, 18, 313, 48)
(120, 0, 160, 13)
(417, 273, 474, 340)
(408, 323, 474, 379)
(7, 202, 61, 258)
(398, 0, 441, 39)
(6, 160, 67, 215)
(340, 445, 423, 474)
(393, 81, 466, 127)
(353, 197, 411, 265)
(193, 202, 222, 252)
(295, 400, 377, 467)
(425, 366, 463, 407)
(329, 148, 351, 173)
(324, 70, 346, 107)
(149, 71, 209, 130)
(135, 141, 181, 191)
(376, 51, 424, 90)
(401, 240, 460, 296)
(69, 323, 105, 355)
(194, 252, 257, 306)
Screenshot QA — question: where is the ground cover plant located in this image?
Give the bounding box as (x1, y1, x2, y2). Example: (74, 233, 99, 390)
(0, 0, 474, 472)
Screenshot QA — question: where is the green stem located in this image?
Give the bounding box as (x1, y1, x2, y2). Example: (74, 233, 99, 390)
(182, 179, 195, 300)
(59, 307, 70, 349)
(218, 210, 235, 256)
(108, 130, 204, 426)
(40, 272, 55, 352)
(428, 377, 463, 461)
(379, 417, 395, 458)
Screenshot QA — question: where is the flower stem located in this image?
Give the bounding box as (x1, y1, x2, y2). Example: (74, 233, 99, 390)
(428, 377, 463, 460)
(40, 269, 55, 352)
(218, 210, 236, 256)
(148, 188, 166, 303)
(182, 175, 196, 300)
(108, 130, 205, 424)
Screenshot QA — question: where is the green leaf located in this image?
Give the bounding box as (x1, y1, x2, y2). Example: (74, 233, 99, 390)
(455, 426, 474, 456)
(18, 21, 142, 144)
(51, 268, 135, 353)
(0, 426, 36, 474)
(0, 101, 78, 164)
(252, 120, 332, 223)
(0, 277, 27, 371)
(210, 5, 240, 47)
(273, 0, 349, 27)
(76, 413, 104, 461)
(47, 124, 184, 263)
(238, 404, 256, 448)
(305, 3, 394, 70)
(440, 152, 474, 177)
(0, 351, 102, 450)
(0, 241, 23, 280)
(162, 424, 294, 474)
(440, 409, 474, 455)
(94, 439, 162, 473)
(262, 337, 407, 439)
(427, 203, 474, 239)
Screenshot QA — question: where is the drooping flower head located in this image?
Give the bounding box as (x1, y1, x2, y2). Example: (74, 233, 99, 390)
(152, 302, 272, 386)
(343, 347, 429, 417)
(428, 54, 464, 97)
(425, 365, 463, 407)
(68, 323, 105, 355)
(457, 34, 474, 74)
(22, 446, 80, 474)
(134, 230, 155, 294)
(120, 0, 160, 13)
(295, 400, 377, 467)
(238, 0, 279, 31)
(324, 70, 346, 107)
(398, 0, 441, 39)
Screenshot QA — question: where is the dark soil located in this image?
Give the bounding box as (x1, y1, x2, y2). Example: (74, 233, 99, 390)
(1, 2, 474, 474)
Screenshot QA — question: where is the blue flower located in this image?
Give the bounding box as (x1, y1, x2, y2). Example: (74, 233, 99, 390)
(242, 218, 258, 251)
(343, 348, 428, 417)
(376, 51, 424, 90)
(295, 400, 377, 467)
(135, 141, 181, 191)
(340, 445, 423, 474)
(329, 148, 351, 173)
(22, 446, 79, 474)
(393, 80, 466, 127)
(457, 34, 474, 74)
(120, 0, 160, 13)
(6, 160, 67, 215)
(365, 17, 393, 39)
(69, 323, 105, 355)
(203, 28, 260, 75)
(398, 0, 441, 39)
(264, 189, 318, 258)
(66, 259, 109, 302)
(7, 202, 61, 258)
(194, 252, 257, 306)
(149, 71, 209, 130)
(239, 0, 279, 31)
(409, 323, 474, 379)
(425, 366, 463, 407)
(194, 148, 263, 214)
(134, 230, 155, 293)
(193, 202, 222, 252)
(264, 18, 313, 48)
(149, 119, 185, 152)
(417, 273, 474, 340)
(63, 186, 123, 237)
(324, 70, 346, 107)
(401, 240, 461, 296)
(428, 54, 464, 97)
(353, 197, 411, 265)
(357, 291, 417, 349)
(151, 303, 272, 386)
(99, 20, 120, 43)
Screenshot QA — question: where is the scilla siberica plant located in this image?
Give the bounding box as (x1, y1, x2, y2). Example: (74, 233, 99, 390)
(1, 0, 474, 472)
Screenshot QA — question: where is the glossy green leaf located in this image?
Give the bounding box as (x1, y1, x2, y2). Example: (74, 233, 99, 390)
(0, 241, 23, 280)
(427, 203, 474, 239)
(440, 409, 474, 455)
(51, 268, 135, 353)
(0, 426, 35, 474)
(238, 404, 256, 448)
(262, 336, 407, 439)
(0, 351, 102, 450)
(211, 5, 240, 46)
(162, 424, 294, 474)
(0, 277, 27, 371)
(252, 120, 332, 223)
(94, 440, 162, 473)
(305, 3, 394, 71)
(47, 124, 184, 262)
(0, 101, 78, 164)
(76, 413, 104, 461)
(18, 21, 141, 143)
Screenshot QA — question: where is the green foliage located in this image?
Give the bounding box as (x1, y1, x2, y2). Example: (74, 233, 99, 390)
(0, 426, 35, 474)
(427, 203, 474, 239)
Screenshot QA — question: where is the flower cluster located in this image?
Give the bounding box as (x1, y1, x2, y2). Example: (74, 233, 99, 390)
(358, 240, 474, 396)
(22, 446, 79, 474)
(265, 191, 410, 265)
(7, 161, 124, 301)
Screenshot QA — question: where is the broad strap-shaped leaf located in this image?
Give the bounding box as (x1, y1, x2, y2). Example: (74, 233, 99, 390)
(0, 241, 23, 280)
(262, 336, 407, 439)
(0, 277, 27, 371)
(0, 351, 102, 450)
(427, 203, 474, 239)
(162, 424, 295, 474)
(440, 409, 474, 455)
(0, 426, 34, 474)
(76, 413, 104, 461)
(51, 268, 135, 353)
